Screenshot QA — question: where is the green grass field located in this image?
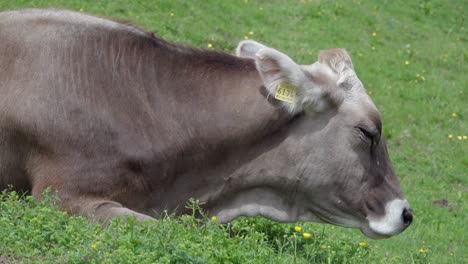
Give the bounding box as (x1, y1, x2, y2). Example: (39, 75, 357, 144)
(0, 0, 466, 263)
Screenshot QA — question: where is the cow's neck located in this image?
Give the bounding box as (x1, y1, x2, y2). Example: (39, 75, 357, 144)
(154, 115, 302, 222)
(145, 49, 299, 217)
(149, 50, 293, 171)
(199, 123, 304, 223)
(158, 50, 290, 143)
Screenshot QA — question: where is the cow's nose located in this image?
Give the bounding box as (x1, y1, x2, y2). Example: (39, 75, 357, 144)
(402, 208, 413, 225)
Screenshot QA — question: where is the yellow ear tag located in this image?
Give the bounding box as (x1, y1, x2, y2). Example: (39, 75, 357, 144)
(274, 82, 297, 104)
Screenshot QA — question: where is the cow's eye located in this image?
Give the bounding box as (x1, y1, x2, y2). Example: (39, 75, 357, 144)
(357, 127, 375, 146)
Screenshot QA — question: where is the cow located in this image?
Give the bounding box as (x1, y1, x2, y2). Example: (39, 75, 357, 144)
(0, 9, 412, 238)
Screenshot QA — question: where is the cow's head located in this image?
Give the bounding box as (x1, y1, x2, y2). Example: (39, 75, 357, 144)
(233, 40, 412, 238)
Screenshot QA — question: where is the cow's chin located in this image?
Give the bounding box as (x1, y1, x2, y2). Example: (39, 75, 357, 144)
(360, 226, 392, 239)
(360, 222, 406, 239)
(301, 213, 395, 239)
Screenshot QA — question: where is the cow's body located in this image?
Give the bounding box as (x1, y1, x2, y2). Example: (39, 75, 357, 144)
(0, 9, 412, 238)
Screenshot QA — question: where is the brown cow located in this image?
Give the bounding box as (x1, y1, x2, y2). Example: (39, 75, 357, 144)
(0, 9, 412, 238)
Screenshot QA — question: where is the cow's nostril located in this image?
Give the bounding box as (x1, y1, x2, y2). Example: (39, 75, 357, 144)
(402, 208, 413, 225)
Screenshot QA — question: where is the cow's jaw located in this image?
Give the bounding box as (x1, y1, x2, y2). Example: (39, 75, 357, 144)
(208, 188, 348, 225)
(209, 185, 412, 239)
(209, 187, 303, 223)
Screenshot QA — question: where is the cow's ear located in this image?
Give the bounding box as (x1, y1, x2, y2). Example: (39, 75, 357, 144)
(318, 49, 356, 92)
(237, 41, 331, 114)
(236, 40, 268, 59)
(318, 48, 354, 72)
(254, 48, 310, 114)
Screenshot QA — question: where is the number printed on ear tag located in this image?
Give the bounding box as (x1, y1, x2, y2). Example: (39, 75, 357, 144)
(274, 82, 297, 104)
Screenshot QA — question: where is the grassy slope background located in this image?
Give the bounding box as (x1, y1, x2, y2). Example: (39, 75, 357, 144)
(0, 0, 466, 263)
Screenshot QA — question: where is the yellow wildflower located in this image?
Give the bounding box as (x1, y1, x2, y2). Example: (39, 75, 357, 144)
(91, 244, 97, 249)
(419, 248, 425, 253)
(451, 112, 457, 117)
(302, 232, 311, 239)
(294, 226, 301, 232)
(359, 242, 367, 247)
(448, 134, 453, 139)
(372, 32, 376, 37)
(207, 43, 213, 48)
(170, 13, 174, 17)
(463, 136, 467, 140)
(248, 31, 254, 35)
(405, 60, 410, 65)
(321, 244, 327, 249)
(79, 8, 84, 12)
(244, 36, 249, 40)
(211, 215, 217, 221)
(457, 136, 462, 140)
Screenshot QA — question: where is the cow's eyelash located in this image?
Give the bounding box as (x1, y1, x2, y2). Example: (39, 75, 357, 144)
(357, 127, 374, 145)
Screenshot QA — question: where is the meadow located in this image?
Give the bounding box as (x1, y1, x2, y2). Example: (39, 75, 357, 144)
(0, 0, 466, 263)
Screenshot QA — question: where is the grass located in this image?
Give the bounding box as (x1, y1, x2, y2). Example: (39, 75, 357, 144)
(0, 0, 466, 263)
(1, 191, 375, 263)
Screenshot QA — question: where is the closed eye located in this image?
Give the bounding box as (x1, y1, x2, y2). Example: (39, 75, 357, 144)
(357, 127, 375, 146)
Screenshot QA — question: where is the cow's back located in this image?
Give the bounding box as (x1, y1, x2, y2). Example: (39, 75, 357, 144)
(0, 9, 275, 220)
(0, 9, 175, 195)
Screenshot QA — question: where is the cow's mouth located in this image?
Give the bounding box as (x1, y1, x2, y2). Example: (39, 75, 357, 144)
(306, 208, 363, 230)
(362, 199, 413, 239)
(360, 225, 393, 239)
(311, 213, 393, 239)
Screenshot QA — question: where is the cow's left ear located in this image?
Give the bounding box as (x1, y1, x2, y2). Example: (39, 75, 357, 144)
(255, 48, 330, 114)
(236, 40, 327, 114)
(236, 40, 267, 59)
(254, 47, 315, 114)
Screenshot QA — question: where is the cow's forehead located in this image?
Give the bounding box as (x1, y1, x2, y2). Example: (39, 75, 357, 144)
(321, 60, 381, 126)
(339, 93, 382, 134)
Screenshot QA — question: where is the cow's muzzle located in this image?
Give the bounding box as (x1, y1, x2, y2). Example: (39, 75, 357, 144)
(363, 199, 412, 239)
(402, 207, 413, 225)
